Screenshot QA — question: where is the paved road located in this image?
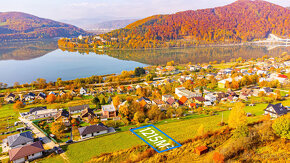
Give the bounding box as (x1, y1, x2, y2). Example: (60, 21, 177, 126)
(18, 117, 57, 150)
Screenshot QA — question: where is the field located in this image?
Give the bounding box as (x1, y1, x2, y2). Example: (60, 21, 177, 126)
(41, 103, 266, 163)
(132, 125, 180, 152)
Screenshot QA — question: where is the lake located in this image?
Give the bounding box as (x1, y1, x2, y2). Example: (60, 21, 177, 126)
(0, 40, 289, 86)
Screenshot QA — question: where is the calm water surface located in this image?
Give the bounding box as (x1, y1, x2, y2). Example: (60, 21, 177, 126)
(0, 40, 289, 86)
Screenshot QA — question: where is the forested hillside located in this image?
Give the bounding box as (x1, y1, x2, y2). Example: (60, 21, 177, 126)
(59, 0, 289, 49)
(0, 12, 88, 41)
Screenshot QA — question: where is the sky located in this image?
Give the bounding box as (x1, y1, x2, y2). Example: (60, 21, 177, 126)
(0, 0, 289, 21)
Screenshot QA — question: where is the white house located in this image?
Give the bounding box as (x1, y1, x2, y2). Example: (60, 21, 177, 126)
(80, 87, 87, 95)
(8, 141, 44, 163)
(175, 87, 195, 98)
(78, 124, 109, 139)
(29, 109, 58, 120)
(205, 94, 217, 103)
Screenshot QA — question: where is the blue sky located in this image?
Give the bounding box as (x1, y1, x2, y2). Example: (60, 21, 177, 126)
(0, 0, 288, 21)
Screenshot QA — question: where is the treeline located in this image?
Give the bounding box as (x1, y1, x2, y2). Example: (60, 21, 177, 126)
(58, 0, 289, 49)
(0, 12, 87, 41)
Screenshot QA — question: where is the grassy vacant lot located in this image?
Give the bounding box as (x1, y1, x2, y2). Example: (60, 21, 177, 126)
(41, 103, 266, 163)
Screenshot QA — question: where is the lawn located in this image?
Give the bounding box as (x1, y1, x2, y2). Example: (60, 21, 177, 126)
(42, 103, 266, 163)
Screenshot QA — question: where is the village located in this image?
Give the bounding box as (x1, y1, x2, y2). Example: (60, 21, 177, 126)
(0, 54, 290, 163)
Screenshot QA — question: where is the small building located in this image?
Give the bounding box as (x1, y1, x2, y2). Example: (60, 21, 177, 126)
(7, 131, 34, 148)
(29, 107, 47, 115)
(178, 96, 188, 105)
(162, 95, 174, 102)
(69, 104, 90, 114)
(23, 93, 35, 101)
(195, 146, 208, 155)
(36, 92, 46, 100)
(175, 87, 196, 98)
(78, 124, 109, 139)
(80, 108, 96, 122)
(152, 99, 166, 109)
(166, 97, 179, 108)
(136, 97, 152, 105)
(5, 93, 16, 103)
(264, 103, 288, 118)
(9, 141, 44, 163)
(80, 87, 87, 95)
(54, 109, 70, 126)
(29, 109, 58, 120)
(101, 104, 117, 118)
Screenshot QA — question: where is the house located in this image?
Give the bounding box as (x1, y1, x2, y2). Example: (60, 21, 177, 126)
(9, 141, 44, 163)
(29, 107, 47, 115)
(204, 94, 216, 103)
(54, 109, 70, 126)
(80, 108, 96, 122)
(29, 109, 58, 120)
(194, 97, 205, 105)
(175, 87, 195, 98)
(195, 146, 208, 155)
(59, 90, 66, 96)
(178, 96, 188, 105)
(101, 104, 117, 118)
(152, 99, 166, 110)
(204, 101, 212, 106)
(264, 103, 288, 118)
(166, 97, 179, 108)
(70, 90, 77, 96)
(69, 105, 90, 114)
(5, 93, 16, 103)
(78, 124, 109, 139)
(259, 87, 272, 95)
(23, 93, 35, 101)
(162, 95, 174, 102)
(240, 88, 253, 96)
(7, 131, 34, 148)
(136, 97, 152, 105)
(48, 91, 56, 95)
(216, 92, 226, 101)
(36, 92, 46, 100)
(80, 87, 87, 95)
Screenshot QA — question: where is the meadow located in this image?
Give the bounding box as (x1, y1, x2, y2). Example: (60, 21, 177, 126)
(40, 102, 266, 163)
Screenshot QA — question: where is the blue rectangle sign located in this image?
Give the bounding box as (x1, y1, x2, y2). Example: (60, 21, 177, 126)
(130, 124, 182, 153)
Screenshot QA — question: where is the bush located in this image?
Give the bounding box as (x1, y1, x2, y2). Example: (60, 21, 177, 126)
(272, 114, 290, 139)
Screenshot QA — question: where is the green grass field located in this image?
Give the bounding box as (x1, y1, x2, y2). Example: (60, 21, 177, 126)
(132, 125, 178, 152)
(41, 103, 266, 163)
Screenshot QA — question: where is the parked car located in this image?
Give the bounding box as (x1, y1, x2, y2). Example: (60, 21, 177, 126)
(65, 140, 73, 144)
(53, 146, 63, 154)
(39, 137, 44, 142)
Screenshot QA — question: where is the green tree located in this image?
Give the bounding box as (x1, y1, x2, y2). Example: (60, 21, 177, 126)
(134, 67, 146, 76)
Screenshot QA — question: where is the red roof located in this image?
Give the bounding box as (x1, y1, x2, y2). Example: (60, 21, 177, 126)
(190, 103, 196, 107)
(278, 74, 287, 78)
(179, 96, 188, 105)
(166, 97, 176, 105)
(195, 146, 208, 152)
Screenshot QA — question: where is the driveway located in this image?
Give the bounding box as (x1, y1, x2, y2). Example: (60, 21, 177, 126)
(18, 117, 57, 149)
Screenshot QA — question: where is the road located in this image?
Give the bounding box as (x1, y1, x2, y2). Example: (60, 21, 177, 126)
(19, 117, 70, 162)
(18, 117, 57, 149)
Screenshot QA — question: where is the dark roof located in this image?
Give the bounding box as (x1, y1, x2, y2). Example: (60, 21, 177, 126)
(7, 131, 34, 147)
(9, 141, 44, 161)
(80, 108, 96, 118)
(55, 109, 70, 119)
(29, 106, 47, 114)
(265, 103, 288, 115)
(194, 97, 205, 102)
(25, 92, 35, 97)
(78, 124, 108, 136)
(137, 97, 151, 102)
(262, 87, 272, 93)
(69, 104, 89, 112)
(6, 93, 15, 98)
(37, 92, 46, 99)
